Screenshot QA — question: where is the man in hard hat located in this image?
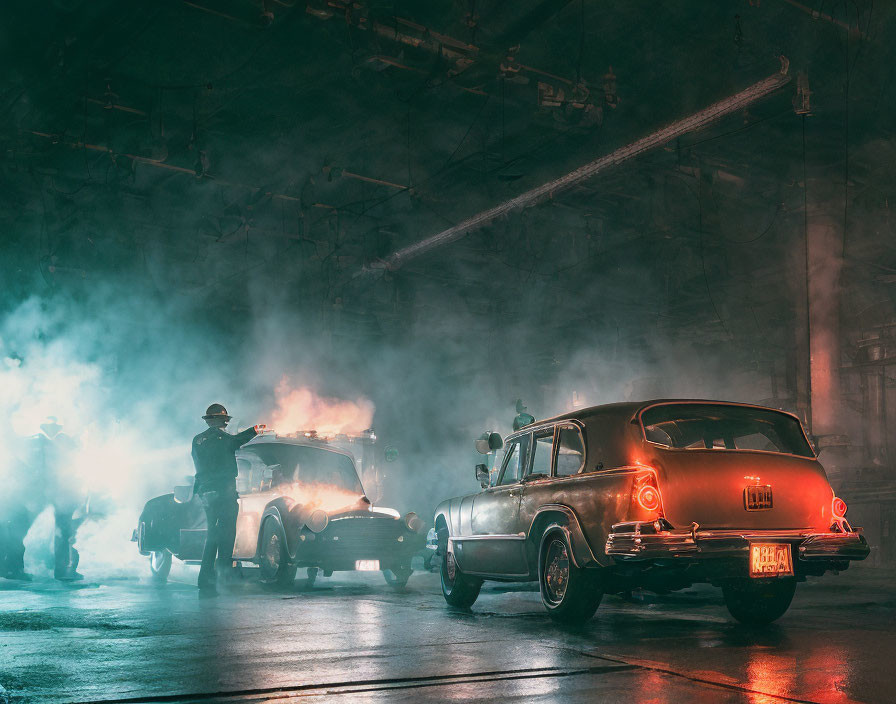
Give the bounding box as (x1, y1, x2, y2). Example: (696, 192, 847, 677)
(192, 404, 264, 595)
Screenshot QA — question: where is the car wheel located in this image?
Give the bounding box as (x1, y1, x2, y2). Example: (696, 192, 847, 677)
(439, 549, 482, 608)
(149, 550, 172, 584)
(383, 566, 413, 589)
(722, 578, 796, 625)
(538, 528, 602, 624)
(259, 518, 298, 587)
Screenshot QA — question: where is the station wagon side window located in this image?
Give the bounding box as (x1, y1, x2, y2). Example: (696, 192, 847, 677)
(555, 425, 586, 476)
(528, 428, 555, 479)
(497, 435, 531, 486)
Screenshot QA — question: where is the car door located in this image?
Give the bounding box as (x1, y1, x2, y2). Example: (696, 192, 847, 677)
(517, 426, 562, 567)
(462, 433, 532, 577)
(518, 423, 589, 548)
(232, 450, 280, 559)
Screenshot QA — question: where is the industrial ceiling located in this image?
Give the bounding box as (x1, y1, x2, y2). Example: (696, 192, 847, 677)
(1, 1, 892, 417)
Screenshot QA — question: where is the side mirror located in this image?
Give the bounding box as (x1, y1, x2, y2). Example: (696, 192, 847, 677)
(475, 463, 490, 488)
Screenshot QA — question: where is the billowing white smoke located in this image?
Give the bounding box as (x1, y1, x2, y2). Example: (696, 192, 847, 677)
(0, 298, 382, 581)
(0, 299, 192, 579)
(269, 377, 375, 436)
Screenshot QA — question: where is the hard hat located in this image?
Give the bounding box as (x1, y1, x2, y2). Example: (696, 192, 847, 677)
(203, 403, 232, 421)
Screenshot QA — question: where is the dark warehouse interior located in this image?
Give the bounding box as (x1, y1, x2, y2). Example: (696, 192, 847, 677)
(1, 2, 895, 703)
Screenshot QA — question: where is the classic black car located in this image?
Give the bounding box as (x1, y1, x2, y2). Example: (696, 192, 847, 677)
(134, 433, 426, 588)
(433, 400, 869, 624)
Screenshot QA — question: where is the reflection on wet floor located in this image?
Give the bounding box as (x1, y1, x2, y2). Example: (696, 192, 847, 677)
(0, 568, 892, 703)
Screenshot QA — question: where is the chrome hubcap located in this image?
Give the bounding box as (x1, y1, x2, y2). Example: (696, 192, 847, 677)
(544, 539, 569, 604)
(150, 551, 165, 571)
(446, 551, 457, 583)
(266, 533, 281, 571)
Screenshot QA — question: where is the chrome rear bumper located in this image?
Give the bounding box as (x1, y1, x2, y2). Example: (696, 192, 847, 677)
(605, 521, 870, 562)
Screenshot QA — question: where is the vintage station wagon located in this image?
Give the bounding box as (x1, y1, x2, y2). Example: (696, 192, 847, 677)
(433, 400, 869, 624)
(135, 433, 426, 588)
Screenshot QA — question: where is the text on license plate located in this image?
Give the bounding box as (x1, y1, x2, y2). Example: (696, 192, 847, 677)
(749, 543, 793, 578)
(355, 560, 380, 571)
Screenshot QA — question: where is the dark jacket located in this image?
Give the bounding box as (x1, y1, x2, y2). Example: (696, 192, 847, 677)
(191, 426, 257, 494)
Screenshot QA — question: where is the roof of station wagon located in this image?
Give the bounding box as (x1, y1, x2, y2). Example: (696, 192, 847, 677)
(527, 399, 800, 428)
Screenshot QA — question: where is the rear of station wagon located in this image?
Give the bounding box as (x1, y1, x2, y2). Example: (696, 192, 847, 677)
(433, 400, 869, 624)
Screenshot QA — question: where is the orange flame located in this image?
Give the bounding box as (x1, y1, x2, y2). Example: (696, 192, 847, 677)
(269, 380, 375, 436)
(280, 482, 364, 513)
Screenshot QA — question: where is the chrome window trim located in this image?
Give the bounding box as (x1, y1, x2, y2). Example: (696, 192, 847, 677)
(451, 533, 527, 542)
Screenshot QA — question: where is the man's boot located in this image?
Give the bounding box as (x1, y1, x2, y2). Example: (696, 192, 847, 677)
(54, 543, 84, 581)
(5, 568, 33, 582)
(216, 559, 237, 591)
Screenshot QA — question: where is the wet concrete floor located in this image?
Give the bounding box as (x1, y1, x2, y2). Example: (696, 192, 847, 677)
(0, 564, 893, 703)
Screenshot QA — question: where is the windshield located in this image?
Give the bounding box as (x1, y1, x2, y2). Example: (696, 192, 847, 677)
(640, 404, 814, 458)
(247, 443, 365, 494)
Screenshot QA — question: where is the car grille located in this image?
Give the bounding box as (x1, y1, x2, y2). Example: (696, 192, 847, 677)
(300, 516, 408, 565)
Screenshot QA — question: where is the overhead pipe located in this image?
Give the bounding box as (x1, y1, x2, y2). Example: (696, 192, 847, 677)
(27, 130, 339, 210)
(363, 59, 791, 273)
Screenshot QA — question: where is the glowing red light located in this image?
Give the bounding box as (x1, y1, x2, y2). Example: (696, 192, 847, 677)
(637, 484, 661, 512)
(832, 497, 847, 518)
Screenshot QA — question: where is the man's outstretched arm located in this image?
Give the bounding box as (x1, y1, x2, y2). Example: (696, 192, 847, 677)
(232, 426, 260, 448)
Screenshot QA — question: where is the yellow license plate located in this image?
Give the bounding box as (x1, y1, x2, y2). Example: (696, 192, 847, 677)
(355, 560, 380, 571)
(749, 543, 793, 578)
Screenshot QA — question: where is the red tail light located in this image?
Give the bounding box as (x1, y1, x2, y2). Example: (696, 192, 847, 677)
(832, 497, 847, 518)
(631, 471, 664, 517)
(637, 484, 661, 512)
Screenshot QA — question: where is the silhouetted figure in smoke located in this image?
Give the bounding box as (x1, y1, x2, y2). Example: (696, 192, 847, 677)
(0, 417, 84, 581)
(513, 399, 535, 431)
(191, 404, 262, 595)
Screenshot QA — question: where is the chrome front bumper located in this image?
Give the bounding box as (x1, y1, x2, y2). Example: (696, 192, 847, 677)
(605, 521, 870, 562)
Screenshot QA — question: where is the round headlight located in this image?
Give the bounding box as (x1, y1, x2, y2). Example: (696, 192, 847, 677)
(307, 509, 329, 533)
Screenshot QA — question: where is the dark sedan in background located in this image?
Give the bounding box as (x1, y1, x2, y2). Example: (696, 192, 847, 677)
(135, 433, 426, 588)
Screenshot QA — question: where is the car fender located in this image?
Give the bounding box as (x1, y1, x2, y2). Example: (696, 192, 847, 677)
(433, 496, 468, 552)
(527, 504, 605, 569)
(433, 502, 451, 555)
(137, 493, 181, 555)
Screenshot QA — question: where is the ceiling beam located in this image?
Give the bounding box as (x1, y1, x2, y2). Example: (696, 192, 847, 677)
(363, 60, 792, 273)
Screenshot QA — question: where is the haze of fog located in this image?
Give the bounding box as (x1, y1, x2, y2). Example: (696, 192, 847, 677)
(0, 275, 783, 580)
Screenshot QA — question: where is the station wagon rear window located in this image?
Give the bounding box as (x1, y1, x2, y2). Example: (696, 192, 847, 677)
(640, 404, 814, 458)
